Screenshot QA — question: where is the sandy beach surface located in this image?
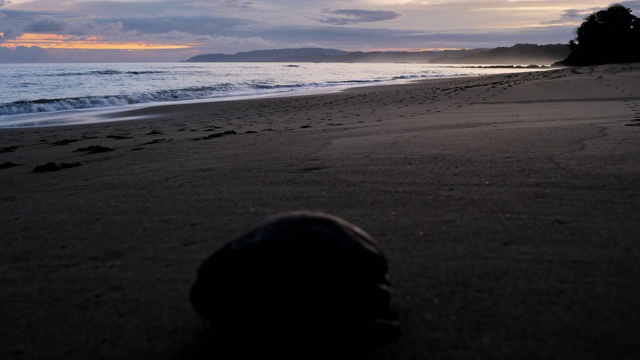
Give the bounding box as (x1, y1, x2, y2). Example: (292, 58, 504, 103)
(2, 63, 640, 359)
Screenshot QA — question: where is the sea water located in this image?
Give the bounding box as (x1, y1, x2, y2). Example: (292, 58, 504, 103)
(0, 62, 546, 127)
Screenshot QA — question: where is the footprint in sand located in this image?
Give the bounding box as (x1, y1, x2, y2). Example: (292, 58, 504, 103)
(1, 162, 21, 169)
(0, 146, 19, 153)
(106, 135, 131, 140)
(197, 131, 237, 141)
(291, 166, 328, 173)
(625, 118, 640, 127)
(33, 162, 82, 173)
(74, 145, 115, 154)
(51, 139, 79, 146)
(143, 139, 173, 145)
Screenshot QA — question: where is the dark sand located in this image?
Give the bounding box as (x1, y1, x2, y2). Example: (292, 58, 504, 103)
(1, 63, 640, 359)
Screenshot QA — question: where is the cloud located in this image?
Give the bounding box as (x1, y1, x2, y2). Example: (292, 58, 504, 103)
(0, 0, 6, 21)
(542, 1, 640, 26)
(620, 1, 640, 12)
(540, 8, 590, 26)
(21, 17, 132, 39)
(124, 29, 271, 51)
(0, 28, 22, 41)
(1, 7, 65, 42)
(559, 9, 588, 21)
(214, 0, 256, 9)
(0, 2, 274, 58)
(25, 17, 70, 33)
(111, 16, 257, 36)
(0, 45, 51, 62)
(318, 9, 402, 25)
(71, 21, 127, 37)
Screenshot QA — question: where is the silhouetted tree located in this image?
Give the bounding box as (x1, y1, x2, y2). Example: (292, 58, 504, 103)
(561, 4, 640, 65)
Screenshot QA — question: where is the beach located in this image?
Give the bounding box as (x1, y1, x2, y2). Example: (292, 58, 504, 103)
(1, 63, 639, 359)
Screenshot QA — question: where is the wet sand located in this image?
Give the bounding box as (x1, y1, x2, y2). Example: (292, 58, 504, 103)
(1, 63, 640, 359)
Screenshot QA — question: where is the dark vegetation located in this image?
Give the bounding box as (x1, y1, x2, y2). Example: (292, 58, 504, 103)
(560, 4, 640, 65)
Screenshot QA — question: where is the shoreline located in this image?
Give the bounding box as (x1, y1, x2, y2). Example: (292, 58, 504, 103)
(1, 63, 640, 360)
(0, 83, 389, 129)
(0, 66, 554, 129)
(92, 69, 555, 125)
(0, 79, 452, 128)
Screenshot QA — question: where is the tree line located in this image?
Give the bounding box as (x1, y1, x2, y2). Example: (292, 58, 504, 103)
(561, 4, 640, 65)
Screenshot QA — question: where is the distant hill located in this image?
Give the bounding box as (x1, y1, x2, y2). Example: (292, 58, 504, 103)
(185, 44, 570, 65)
(430, 44, 570, 65)
(186, 48, 349, 62)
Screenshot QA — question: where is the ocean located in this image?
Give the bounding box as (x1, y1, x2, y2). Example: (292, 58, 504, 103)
(0, 62, 546, 127)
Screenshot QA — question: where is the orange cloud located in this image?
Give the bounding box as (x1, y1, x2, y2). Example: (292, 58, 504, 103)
(0, 33, 194, 50)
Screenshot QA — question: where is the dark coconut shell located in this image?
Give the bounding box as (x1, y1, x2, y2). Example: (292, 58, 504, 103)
(189, 211, 396, 356)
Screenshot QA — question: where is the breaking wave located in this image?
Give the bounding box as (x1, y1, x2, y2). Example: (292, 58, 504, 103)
(1, 73, 435, 117)
(0, 83, 312, 116)
(51, 70, 169, 77)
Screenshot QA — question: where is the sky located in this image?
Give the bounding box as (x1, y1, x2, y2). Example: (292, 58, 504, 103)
(1, 0, 639, 62)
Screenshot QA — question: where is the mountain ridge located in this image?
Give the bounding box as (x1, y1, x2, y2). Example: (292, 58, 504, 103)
(185, 44, 569, 65)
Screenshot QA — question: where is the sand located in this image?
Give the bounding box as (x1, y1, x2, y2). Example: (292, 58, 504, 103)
(1, 63, 640, 359)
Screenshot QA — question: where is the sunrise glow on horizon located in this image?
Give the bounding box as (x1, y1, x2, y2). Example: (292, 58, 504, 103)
(2, 1, 638, 62)
(0, 33, 195, 50)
